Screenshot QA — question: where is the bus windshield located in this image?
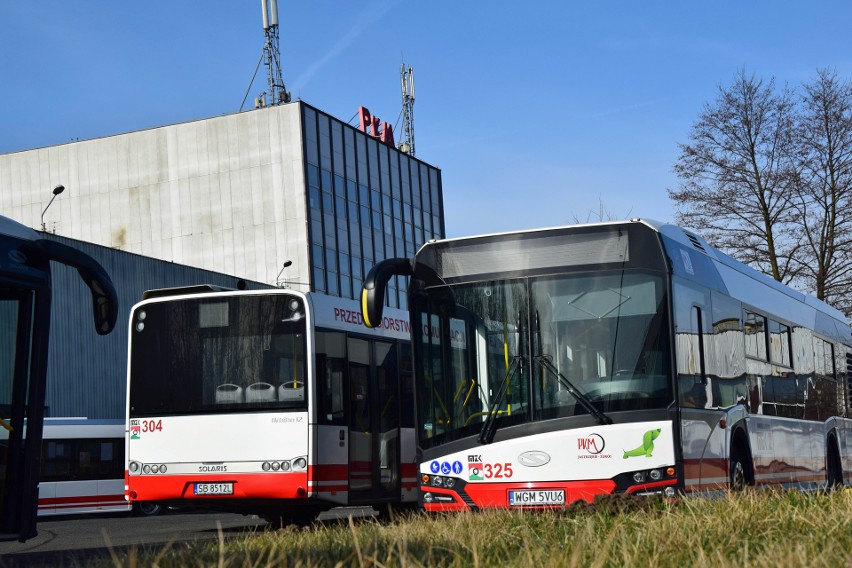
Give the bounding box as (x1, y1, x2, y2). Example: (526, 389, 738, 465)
(413, 269, 673, 447)
(129, 294, 307, 417)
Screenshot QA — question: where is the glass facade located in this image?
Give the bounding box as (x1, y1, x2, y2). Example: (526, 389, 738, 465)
(302, 105, 444, 309)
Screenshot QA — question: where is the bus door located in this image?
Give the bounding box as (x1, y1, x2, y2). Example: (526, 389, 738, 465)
(1, 285, 51, 543)
(347, 338, 401, 502)
(0, 219, 117, 542)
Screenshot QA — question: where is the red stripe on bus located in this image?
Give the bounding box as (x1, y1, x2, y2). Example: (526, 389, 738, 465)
(127, 462, 420, 502)
(40, 494, 126, 506)
(682, 456, 830, 491)
(312, 464, 349, 482)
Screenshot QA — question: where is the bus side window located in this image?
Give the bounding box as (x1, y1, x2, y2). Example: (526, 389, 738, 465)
(41, 440, 73, 482)
(316, 331, 346, 425)
(77, 439, 122, 480)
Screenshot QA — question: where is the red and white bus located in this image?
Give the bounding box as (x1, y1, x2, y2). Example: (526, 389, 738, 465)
(36, 418, 165, 517)
(2, 418, 161, 517)
(125, 288, 416, 523)
(361, 220, 852, 510)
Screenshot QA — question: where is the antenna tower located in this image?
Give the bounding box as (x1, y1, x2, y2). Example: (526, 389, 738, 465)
(258, 0, 290, 108)
(399, 64, 415, 156)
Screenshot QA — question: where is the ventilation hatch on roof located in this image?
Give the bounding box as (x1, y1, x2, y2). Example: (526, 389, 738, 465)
(684, 231, 707, 253)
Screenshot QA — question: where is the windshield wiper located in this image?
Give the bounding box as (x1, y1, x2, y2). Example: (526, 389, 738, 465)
(536, 355, 613, 425)
(478, 355, 524, 445)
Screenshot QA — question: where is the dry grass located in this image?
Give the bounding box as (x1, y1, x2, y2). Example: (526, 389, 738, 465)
(103, 490, 852, 567)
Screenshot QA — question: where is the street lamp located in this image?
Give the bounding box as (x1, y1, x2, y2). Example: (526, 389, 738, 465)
(40, 184, 66, 232)
(275, 260, 293, 287)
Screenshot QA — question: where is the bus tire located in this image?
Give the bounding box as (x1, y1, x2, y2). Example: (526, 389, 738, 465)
(729, 437, 752, 491)
(827, 436, 843, 490)
(133, 502, 164, 517)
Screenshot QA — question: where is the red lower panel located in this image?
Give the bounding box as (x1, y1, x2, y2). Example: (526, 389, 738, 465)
(424, 479, 618, 512)
(128, 471, 309, 502)
(625, 479, 676, 494)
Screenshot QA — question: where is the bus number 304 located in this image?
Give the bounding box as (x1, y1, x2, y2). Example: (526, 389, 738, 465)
(140, 419, 163, 433)
(484, 463, 513, 479)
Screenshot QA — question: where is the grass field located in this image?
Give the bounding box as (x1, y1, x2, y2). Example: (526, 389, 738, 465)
(110, 490, 852, 567)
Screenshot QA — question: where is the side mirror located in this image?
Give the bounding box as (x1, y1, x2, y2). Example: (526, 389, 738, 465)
(361, 258, 413, 328)
(34, 239, 118, 334)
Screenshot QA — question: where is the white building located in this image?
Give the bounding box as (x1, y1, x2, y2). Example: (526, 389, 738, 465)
(0, 101, 444, 310)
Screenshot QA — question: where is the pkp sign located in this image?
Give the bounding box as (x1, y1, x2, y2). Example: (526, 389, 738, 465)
(358, 106, 395, 148)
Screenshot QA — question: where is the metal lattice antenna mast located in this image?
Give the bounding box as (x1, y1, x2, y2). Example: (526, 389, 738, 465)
(259, 0, 290, 107)
(399, 64, 415, 156)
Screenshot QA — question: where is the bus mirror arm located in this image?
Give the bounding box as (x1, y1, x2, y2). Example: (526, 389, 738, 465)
(361, 258, 413, 328)
(32, 239, 119, 335)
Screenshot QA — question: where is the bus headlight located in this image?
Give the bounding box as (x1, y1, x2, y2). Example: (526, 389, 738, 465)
(292, 457, 307, 470)
(129, 461, 140, 474)
(142, 464, 152, 474)
(281, 461, 291, 471)
(649, 469, 662, 481)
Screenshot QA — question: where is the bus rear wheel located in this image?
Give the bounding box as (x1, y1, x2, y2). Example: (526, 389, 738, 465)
(827, 438, 843, 490)
(729, 443, 751, 491)
(133, 502, 164, 517)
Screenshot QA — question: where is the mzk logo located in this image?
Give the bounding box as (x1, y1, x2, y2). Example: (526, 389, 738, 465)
(623, 428, 661, 458)
(468, 454, 483, 481)
(130, 419, 140, 440)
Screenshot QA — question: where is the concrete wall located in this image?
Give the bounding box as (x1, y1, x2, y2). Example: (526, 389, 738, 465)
(0, 103, 309, 287)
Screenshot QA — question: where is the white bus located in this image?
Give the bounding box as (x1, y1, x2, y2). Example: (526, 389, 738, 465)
(361, 220, 852, 510)
(125, 287, 416, 524)
(0, 418, 160, 517)
(37, 418, 162, 517)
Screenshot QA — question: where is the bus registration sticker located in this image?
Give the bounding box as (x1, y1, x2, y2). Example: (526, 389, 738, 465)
(194, 483, 233, 495)
(508, 489, 565, 506)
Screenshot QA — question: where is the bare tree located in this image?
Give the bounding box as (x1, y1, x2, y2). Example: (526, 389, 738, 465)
(569, 198, 633, 224)
(669, 69, 801, 284)
(793, 69, 852, 314)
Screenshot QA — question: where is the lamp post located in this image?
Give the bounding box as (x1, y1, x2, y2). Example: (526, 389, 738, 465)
(40, 184, 66, 232)
(275, 260, 293, 287)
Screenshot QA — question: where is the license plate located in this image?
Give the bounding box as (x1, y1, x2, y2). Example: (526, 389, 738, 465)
(194, 483, 233, 495)
(508, 489, 565, 506)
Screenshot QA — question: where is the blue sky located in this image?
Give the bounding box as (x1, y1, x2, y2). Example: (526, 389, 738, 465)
(3, 1, 852, 238)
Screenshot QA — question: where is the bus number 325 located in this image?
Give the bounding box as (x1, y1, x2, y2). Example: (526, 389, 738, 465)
(484, 463, 513, 479)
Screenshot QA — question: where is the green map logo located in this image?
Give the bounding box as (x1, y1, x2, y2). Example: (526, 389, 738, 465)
(623, 428, 661, 459)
